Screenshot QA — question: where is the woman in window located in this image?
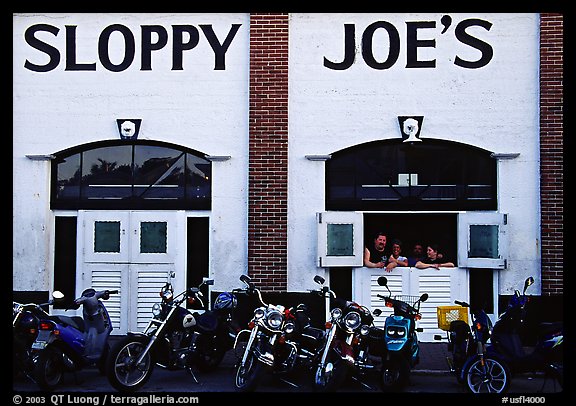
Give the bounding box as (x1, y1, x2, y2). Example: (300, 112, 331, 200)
(415, 243, 454, 269)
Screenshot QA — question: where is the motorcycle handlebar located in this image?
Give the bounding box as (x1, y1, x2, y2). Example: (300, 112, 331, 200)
(455, 300, 470, 307)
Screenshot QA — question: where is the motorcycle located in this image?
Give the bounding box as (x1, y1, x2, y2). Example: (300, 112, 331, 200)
(434, 299, 493, 385)
(13, 291, 65, 380)
(313, 279, 384, 392)
(461, 276, 563, 394)
(29, 288, 118, 391)
(233, 274, 325, 392)
(376, 275, 429, 391)
(106, 277, 242, 392)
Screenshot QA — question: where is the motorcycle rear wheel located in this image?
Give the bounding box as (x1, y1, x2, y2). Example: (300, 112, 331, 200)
(464, 356, 510, 394)
(33, 348, 64, 391)
(106, 336, 154, 392)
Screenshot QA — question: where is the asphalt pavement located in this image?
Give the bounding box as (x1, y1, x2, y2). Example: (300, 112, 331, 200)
(11, 343, 566, 401)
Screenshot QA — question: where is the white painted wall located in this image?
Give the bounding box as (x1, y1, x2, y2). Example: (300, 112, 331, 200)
(13, 13, 250, 292)
(13, 13, 543, 298)
(287, 13, 541, 294)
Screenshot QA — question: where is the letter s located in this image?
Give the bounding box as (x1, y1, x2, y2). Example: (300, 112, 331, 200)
(24, 24, 60, 72)
(454, 19, 493, 69)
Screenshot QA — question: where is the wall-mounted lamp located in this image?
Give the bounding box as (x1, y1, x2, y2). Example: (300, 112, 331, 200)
(490, 152, 520, 160)
(305, 155, 332, 161)
(26, 154, 55, 161)
(398, 116, 424, 143)
(116, 119, 142, 140)
(205, 155, 231, 162)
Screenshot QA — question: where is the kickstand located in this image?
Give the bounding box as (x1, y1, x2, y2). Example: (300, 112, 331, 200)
(279, 377, 299, 388)
(186, 367, 199, 384)
(351, 375, 374, 390)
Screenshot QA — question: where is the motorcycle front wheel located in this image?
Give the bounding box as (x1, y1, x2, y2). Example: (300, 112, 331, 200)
(464, 356, 510, 394)
(381, 357, 410, 392)
(234, 348, 264, 392)
(313, 350, 348, 392)
(106, 335, 154, 392)
(33, 348, 64, 391)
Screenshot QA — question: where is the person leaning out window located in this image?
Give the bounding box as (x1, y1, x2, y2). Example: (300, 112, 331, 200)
(415, 244, 454, 270)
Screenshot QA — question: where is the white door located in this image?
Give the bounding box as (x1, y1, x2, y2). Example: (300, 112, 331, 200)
(78, 210, 186, 334)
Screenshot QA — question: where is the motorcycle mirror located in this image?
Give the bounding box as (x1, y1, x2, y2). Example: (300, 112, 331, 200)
(377, 276, 388, 286)
(373, 308, 382, 316)
(314, 275, 325, 285)
(202, 278, 214, 286)
(240, 274, 251, 284)
(52, 291, 65, 302)
(524, 276, 534, 293)
(420, 293, 429, 302)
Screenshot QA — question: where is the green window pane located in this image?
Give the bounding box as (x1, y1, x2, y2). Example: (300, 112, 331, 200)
(94, 221, 120, 253)
(469, 225, 499, 258)
(327, 224, 354, 256)
(140, 222, 167, 253)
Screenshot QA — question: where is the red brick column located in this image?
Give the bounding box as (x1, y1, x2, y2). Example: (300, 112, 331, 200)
(248, 14, 289, 291)
(539, 13, 563, 295)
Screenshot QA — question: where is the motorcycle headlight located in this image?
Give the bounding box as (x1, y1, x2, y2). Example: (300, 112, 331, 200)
(284, 321, 295, 334)
(360, 325, 370, 336)
(343, 311, 361, 331)
(152, 303, 162, 317)
(254, 307, 265, 319)
(267, 309, 283, 329)
(330, 307, 342, 320)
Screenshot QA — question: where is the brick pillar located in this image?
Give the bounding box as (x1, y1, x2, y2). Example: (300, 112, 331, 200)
(248, 13, 289, 291)
(539, 13, 563, 296)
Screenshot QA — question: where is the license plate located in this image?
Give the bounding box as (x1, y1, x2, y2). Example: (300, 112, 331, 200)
(31, 331, 51, 349)
(31, 341, 47, 350)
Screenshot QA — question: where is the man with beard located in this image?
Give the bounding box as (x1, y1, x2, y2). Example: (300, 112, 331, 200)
(363, 231, 397, 272)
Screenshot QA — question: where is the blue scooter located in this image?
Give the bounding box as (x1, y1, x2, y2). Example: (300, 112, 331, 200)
(30, 288, 118, 390)
(375, 276, 429, 391)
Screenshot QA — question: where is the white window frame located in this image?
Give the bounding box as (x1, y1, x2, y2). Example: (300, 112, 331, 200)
(457, 212, 508, 269)
(317, 211, 364, 267)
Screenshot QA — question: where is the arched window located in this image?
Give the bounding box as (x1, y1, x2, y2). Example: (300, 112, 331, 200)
(51, 140, 211, 210)
(326, 139, 497, 211)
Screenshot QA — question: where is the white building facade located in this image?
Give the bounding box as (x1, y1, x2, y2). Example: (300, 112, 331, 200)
(13, 13, 563, 340)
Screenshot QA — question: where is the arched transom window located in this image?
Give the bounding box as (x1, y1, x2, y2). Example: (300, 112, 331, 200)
(51, 140, 211, 210)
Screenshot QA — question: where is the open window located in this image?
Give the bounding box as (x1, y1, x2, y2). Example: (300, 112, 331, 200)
(458, 212, 508, 269)
(317, 212, 363, 267)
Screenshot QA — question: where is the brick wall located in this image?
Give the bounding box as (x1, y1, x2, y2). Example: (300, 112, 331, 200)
(248, 14, 289, 291)
(539, 13, 563, 295)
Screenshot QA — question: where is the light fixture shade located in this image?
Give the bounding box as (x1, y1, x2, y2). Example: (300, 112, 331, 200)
(398, 116, 423, 143)
(116, 119, 142, 140)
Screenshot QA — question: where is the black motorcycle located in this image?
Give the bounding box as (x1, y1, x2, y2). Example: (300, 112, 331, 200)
(233, 274, 325, 392)
(434, 299, 493, 384)
(106, 278, 239, 392)
(462, 277, 563, 394)
(13, 291, 65, 380)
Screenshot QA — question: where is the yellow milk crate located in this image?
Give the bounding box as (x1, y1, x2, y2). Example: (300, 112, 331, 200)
(437, 306, 469, 331)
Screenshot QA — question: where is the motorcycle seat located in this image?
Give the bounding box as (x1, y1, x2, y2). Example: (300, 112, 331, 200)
(302, 325, 324, 341)
(539, 322, 562, 336)
(50, 315, 85, 332)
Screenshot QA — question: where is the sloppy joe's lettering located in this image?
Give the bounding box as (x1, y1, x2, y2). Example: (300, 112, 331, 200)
(324, 16, 493, 70)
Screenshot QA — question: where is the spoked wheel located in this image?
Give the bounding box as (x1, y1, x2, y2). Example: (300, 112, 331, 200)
(464, 356, 510, 394)
(33, 348, 64, 391)
(106, 336, 154, 392)
(313, 351, 348, 392)
(235, 349, 264, 392)
(381, 357, 410, 392)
